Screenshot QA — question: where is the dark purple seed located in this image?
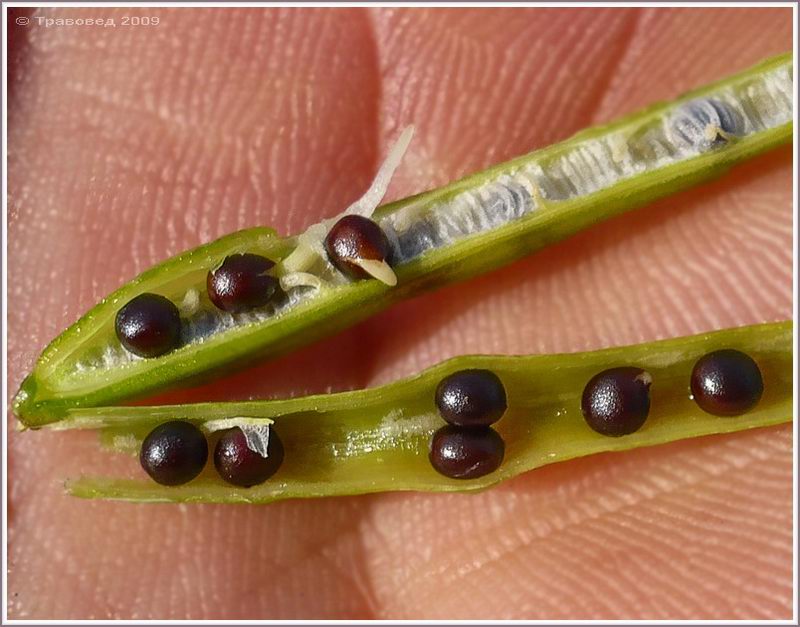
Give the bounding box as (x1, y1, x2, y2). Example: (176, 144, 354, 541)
(581, 367, 652, 437)
(214, 428, 285, 487)
(207, 253, 280, 313)
(435, 369, 507, 427)
(690, 349, 763, 416)
(115, 293, 182, 358)
(324, 215, 392, 280)
(429, 425, 505, 479)
(140, 420, 208, 486)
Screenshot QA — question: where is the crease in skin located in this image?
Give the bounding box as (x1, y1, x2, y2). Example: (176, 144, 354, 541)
(364, 429, 792, 619)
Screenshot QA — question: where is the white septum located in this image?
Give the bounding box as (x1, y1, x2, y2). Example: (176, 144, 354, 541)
(203, 416, 274, 458)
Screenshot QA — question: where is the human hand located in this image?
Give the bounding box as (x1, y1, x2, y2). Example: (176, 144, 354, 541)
(7, 7, 792, 619)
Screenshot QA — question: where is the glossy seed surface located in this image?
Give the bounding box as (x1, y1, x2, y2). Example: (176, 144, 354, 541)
(581, 367, 652, 436)
(115, 293, 182, 358)
(214, 428, 285, 487)
(207, 253, 280, 313)
(690, 349, 764, 416)
(435, 369, 507, 427)
(140, 420, 208, 486)
(324, 215, 392, 279)
(429, 425, 505, 479)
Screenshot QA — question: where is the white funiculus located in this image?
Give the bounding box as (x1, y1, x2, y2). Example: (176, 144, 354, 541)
(203, 417, 273, 458)
(281, 126, 415, 287)
(279, 271, 324, 292)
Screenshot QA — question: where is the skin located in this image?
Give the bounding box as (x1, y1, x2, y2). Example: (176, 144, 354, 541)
(6, 7, 792, 620)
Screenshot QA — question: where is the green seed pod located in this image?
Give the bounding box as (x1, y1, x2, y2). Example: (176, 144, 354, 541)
(44, 322, 790, 505)
(13, 53, 792, 427)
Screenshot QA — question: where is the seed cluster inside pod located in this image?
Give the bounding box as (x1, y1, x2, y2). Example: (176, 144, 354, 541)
(139, 420, 284, 488)
(21, 57, 788, 423)
(132, 346, 766, 490)
(114, 254, 285, 360)
(46, 321, 789, 503)
(160, 62, 790, 351)
(578, 349, 765, 437)
(429, 369, 508, 479)
(11, 55, 788, 506)
(112, 131, 413, 361)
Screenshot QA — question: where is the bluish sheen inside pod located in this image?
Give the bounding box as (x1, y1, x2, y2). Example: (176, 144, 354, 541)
(669, 98, 745, 149)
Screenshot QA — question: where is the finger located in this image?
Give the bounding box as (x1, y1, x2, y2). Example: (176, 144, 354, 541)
(8, 7, 382, 619)
(361, 7, 792, 619)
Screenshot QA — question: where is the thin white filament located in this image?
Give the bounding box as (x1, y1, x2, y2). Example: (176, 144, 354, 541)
(280, 271, 326, 291)
(343, 125, 415, 218)
(280, 126, 414, 276)
(203, 417, 273, 458)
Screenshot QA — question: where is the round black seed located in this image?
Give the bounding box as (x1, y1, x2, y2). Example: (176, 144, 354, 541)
(581, 367, 652, 437)
(207, 253, 280, 313)
(214, 428, 285, 487)
(690, 349, 763, 416)
(115, 293, 182, 358)
(429, 425, 505, 480)
(435, 369, 507, 427)
(324, 215, 392, 280)
(140, 420, 208, 486)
